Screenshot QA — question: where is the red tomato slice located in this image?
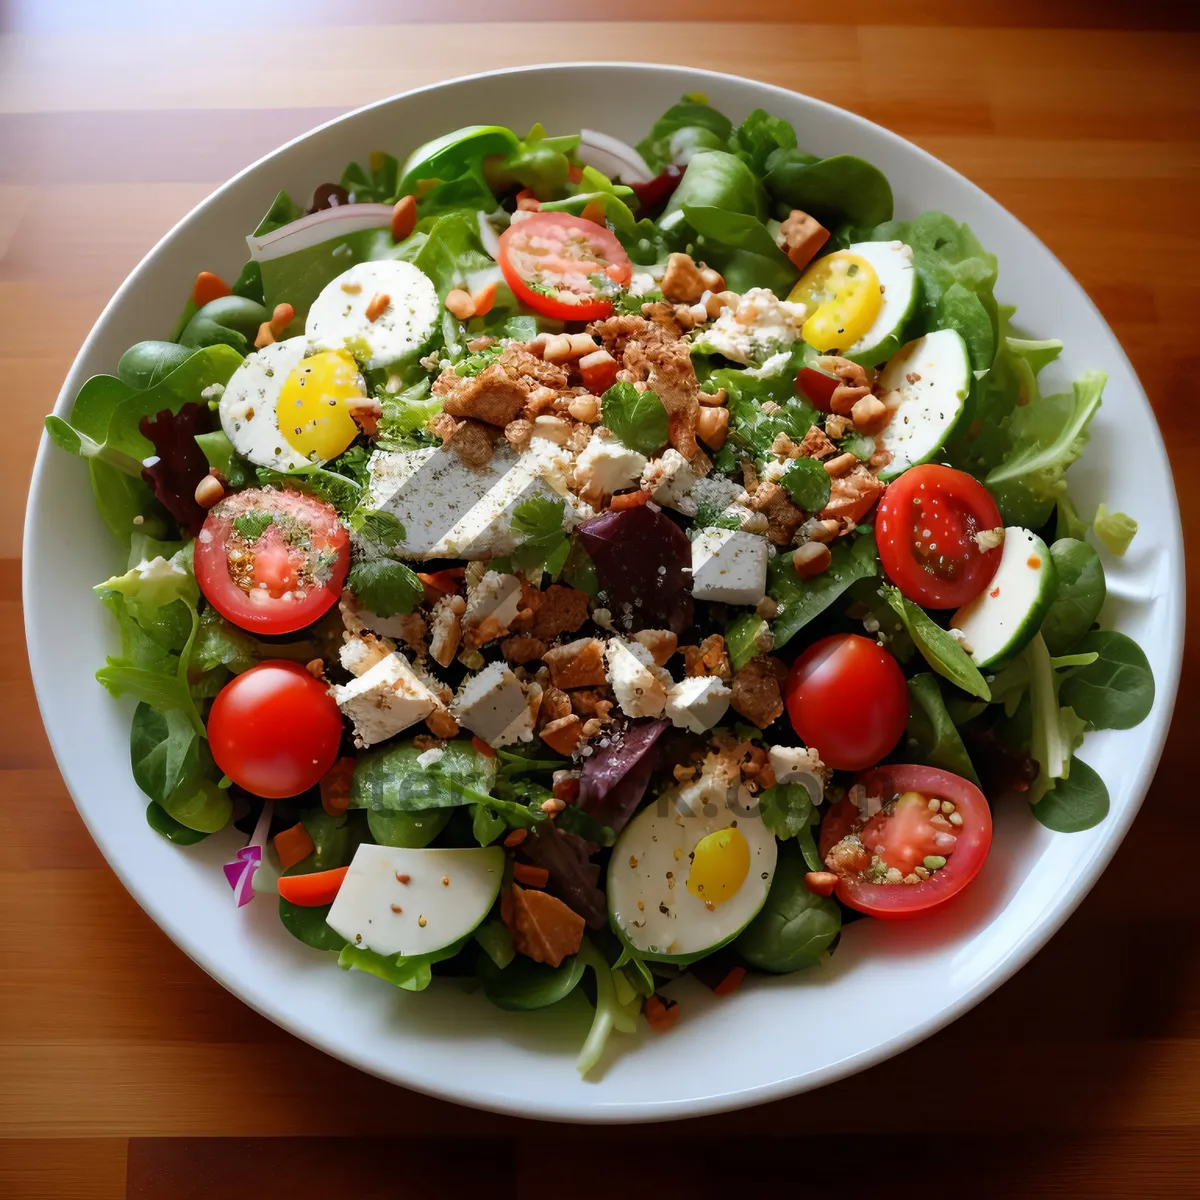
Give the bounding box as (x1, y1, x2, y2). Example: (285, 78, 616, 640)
(795, 364, 840, 413)
(195, 487, 349, 635)
(498, 211, 632, 322)
(784, 634, 908, 772)
(208, 661, 343, 799)
(875, 464, 1002, 609)
(818, 765, 993, 920)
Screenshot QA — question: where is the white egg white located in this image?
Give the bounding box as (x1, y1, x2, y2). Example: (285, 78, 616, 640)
(306, 259, 440, 370)
(844, 240, 919, 365)
(608, 758, 778, 963)
(218, 336, 311, 471)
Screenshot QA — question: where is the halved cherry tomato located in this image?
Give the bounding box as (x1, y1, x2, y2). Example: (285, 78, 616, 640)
(785, 634, 908, 772)
(498, 211, 632, 322)
(795, 364, 840, 413)
(818, 765, 993, 919)
(195, 486, 350, 635)
(875, 464, 1002, 609)
(208, 661, 343, 799)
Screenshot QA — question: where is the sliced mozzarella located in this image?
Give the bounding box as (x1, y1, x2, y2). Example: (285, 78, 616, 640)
(306, 260, 439, 370)
(844, 240, 918, 366)
(218, 336, 310, 471)
(876, 329, 971, 480)
(607, 754, 777, 963)
(951, 527, 1058, 668)
(327, 844, 504, 958)
(364, 443, 582, 560)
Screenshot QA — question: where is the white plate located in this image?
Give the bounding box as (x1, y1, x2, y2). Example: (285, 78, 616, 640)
(23, 64, 1184, 1123)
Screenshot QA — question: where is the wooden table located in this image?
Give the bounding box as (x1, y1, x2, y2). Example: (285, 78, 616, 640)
(2, 2, 1198, 1194)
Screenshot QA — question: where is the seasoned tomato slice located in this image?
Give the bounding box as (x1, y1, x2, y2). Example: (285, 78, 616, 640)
(194, 486, 350, 635)
(875, 463, 1003, 609)
(818, 765, 993, 919)
(498, 211, 632, 322)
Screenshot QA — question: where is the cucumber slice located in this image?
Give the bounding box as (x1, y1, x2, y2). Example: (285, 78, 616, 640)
(951, 527, 1057, 668)
(876, 329, 971, 481)
(843, 240, 918, 367)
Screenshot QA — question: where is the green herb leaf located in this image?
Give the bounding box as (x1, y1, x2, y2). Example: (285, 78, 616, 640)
(510, 496, 570, 579)
(1058, 629, 1155, 731)
(779, 456, 832, 512)
(882, 586, 991, 701)
(757, 781, 819, 841)
(1032, 757, 1110, 833)
(346, 558, 424, 618)
(351, 509, 406, 548)
(904, 674, 980, 785)
(233, 511, 273, 541)
(600, 381, 669, 456)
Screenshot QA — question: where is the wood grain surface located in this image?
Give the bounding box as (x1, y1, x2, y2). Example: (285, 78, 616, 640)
(2, 2, 1199, 1195)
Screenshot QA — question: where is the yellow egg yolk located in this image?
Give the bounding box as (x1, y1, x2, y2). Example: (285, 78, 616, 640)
(687, 827, 750, 908)
(789, 251, 882, 354)
(277, 350, 364, 462)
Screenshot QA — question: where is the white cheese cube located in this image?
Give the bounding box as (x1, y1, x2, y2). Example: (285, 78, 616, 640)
(605, 638, 669, 719)
(665, 675, 732, 733)
(339, 632, 395, 678)
(641, 448, 697, 514)
(333, 651, 438, 747)
(451, 661, 533, 747)
(575, 433, 647, 497)
(691, 528, 769, 606)
(465, 570, 523, 634)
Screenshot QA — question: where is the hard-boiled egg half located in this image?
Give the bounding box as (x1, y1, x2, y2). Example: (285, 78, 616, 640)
(219, 336, 369, 471)
(307, 259, 440, 371)
(789, 240, 917, 365)
(608, 755, 778, 963)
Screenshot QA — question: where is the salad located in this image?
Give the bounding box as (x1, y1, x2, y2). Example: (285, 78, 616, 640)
(45, 96, 1156, 1076)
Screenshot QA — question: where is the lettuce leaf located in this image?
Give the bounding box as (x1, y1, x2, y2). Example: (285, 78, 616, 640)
(637, 98, 734, 173)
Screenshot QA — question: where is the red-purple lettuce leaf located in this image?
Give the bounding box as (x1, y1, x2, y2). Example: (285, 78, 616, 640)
(578, 718, 669, 835)
(139, 403, 215, 536)
(577, 504, 693, 634)
(524, 824, 606, 929)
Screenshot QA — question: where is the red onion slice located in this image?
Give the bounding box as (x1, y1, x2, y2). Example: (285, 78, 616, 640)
(577, 129, 654, 185)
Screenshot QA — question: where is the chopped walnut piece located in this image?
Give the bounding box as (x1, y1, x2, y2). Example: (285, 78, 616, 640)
(729, 654, 787, 729)
(569, 688, 613, 721)
(501, 634, 548, 665)
(749, 481, 807, 544)
(632, 628, 678, 667)
(798, 425, 839, 460)
(502, 884, 585, 967)
(541, 714, 584, 756)
(640, 301, 685, 337)
(543, 637, 607, 689)
(682, 633, 732, 681)
(539, 684, 573, 724)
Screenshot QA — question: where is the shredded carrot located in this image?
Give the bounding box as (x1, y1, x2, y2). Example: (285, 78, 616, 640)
(503, 828, 528, 848)
(418, 568, 464, 604)
(567, 164, 584, 184)
(512, 862, 549, 888)
(608, 489, 651, 512)
(472, 281, 498, 318)
(515, 188, 540, 212)
(471, 736, 497, 759)
(320, 757, 356, 817)
(277, 866, 349, 908)
(273, 822, 315, 871)
(192, 270, 231, 308)
(580, 198, 607, 227)
(804, 871, 838, 898)
(644, 993, 680, 1034)
(713, 966, 747, 997)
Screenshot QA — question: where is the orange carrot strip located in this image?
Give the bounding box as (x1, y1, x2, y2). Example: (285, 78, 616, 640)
(580, 198, 607, 227)
(644, 994, 680, 1034)
(277, 866, 349, 907)
(471, 736, 497, 759)
(804, 871, 838, 898)
(608, 490, 651, 512)
(472, 281, 498, 318)
(273, 822, 315, 871)
(512, 862, 549, 888)
(567, 164, 584, 184)
(713, 966, 747, 997)
(192, 270, 232, 307)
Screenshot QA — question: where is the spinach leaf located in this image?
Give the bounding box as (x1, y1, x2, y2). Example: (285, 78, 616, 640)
(351, 739, 497, 813)
(510, 496, 571, 579)
(758, 781, 820, 841)
(733, 109, 798, 175)
(1058, 630, 1154, 731)
(472, 804, 508, 847)
(117, 341, 196, 390)
(338, 936, 469, 992)
(779, 456, 831, 512)
(129, 703, 229, 833)
(1041, 538, 1106, 655)
(279, 898, 345, 951)
(680, 205, 798, 294)
(637, 99, 734, 173)
(659, 150, 764, 236)
(178, 296, 270, 353)
(474, 918, 515, 970)
(345, 558, 424, 618)
(736, 842, 841, 973)
(87, 460, 165, 546)
(145, 800, 210, 845)
(600, 380, 669, 455)
(1032, 757, 1109, 833)
(481, 953, 587, 1011)
(1093, 504, 1138, 556)
(367, 808, 452, 848)
(905, 674, 980, 785)
(724, 611, 769, 672)
(769, 532, 878, 649)
(869, 211, 998, 373)
(765, 153, 894, 233)
(882, 586, 991, 700)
